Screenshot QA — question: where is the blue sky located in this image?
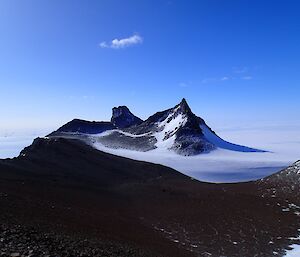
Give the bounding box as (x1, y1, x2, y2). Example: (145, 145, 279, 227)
(0, 0, 300, 131)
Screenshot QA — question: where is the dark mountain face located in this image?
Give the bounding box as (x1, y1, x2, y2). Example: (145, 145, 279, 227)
(0, 138, 299, 257)
(169, 99, 215, 155)
(11, 137, 183, 186)
(111, 106, 143, 128)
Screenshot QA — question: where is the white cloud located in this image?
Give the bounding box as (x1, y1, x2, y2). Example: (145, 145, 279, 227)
(202, 77, 230, 83)
(201, 75, 253, 84)
(179, 82, 188, 87)
(242, 76, 253, 80)
(221, 76, 229, 81)
(201, 78, 217, 84)
(233, 66, 248, 73)
(99, 42, 108, 48)
(100, 34, 143, 49)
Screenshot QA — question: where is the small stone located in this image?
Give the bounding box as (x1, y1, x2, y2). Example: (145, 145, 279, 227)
(11, 253, 20, 257)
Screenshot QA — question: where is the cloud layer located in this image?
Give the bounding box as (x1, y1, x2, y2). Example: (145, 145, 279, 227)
(100, 34, 143, 49)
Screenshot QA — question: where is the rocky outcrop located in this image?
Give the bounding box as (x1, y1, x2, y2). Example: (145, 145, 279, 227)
(111, 106, 143, 128)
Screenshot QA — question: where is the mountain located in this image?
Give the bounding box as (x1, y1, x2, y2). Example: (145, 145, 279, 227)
(49, 98, 264, 155)
(50, 106, 142, 137)
(117, 98, 215, 155)
(0, 137, 298, 257)
(111, 105, 143, 128)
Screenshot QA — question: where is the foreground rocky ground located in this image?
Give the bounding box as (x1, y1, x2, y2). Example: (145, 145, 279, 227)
(0, 223, 154, 257)
(0, 137, 299, 257)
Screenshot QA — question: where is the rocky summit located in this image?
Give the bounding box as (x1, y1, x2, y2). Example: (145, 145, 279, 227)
(111, 105, 143, 128)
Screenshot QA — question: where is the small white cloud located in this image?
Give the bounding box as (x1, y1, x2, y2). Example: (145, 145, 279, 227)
(202, 77, 230, 83)
(68, 95, 94, 100)
(99, 42, 108, 48)
(242, 76, 253, 80)
(179, 82, 188, 87)
(233, 67, 248, 74)
(221, 76, 229, 81)
(201, 78, 217, 84)
(100, 34, 143, 49)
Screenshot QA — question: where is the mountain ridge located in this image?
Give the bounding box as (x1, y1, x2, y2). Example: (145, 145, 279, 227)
(49, 98, 264, 155)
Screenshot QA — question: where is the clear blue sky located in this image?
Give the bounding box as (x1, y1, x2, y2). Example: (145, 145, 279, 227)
(1, 0, 299, 130)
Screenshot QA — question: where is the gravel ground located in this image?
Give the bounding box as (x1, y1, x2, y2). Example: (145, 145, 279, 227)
(0, 223, 153, 257)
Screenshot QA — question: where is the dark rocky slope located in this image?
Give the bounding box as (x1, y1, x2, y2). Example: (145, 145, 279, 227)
(50, 119, 115, 135)
(0, 138, 299, 257)
(256, 160, 300, 202)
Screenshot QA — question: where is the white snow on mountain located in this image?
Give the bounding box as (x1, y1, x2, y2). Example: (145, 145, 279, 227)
(112, 130, 152, 138)
(200, 124, 261, 152)
(155, 113, 187, 149)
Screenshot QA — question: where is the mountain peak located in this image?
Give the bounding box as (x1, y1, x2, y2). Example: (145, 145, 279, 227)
(112, 106, 130, 116)
(111, 106, 143, 128)
(180, 98, 187, 105)
(177, 98, 192, 115)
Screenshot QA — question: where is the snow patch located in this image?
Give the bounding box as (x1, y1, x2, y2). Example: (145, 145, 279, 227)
(116, 130, 152, 138)
(200, 124, 263, 152)
(284, 225, 300, 256)
(154, 113, 187, 149)
(284, 243, 300, 256)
